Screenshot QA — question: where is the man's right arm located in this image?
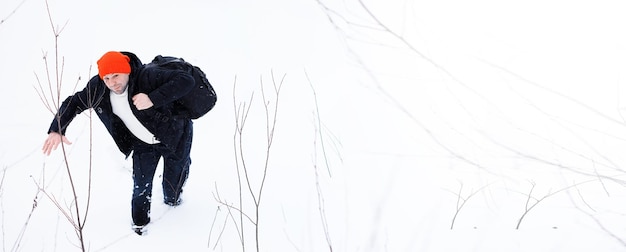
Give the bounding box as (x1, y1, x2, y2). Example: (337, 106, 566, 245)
(44, 76, 105, 155)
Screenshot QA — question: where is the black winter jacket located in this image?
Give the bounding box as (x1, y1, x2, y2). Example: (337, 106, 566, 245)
(48, 51, 195, 158)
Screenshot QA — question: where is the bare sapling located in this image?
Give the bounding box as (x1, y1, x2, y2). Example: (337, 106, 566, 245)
(515, 180, 594, 229)
(306, 69, 334, 251)
(447, 182, 490, 230)
(516, 181, 550, 229)
(32, 1, 95, 250)
(214, 71, 285, 252)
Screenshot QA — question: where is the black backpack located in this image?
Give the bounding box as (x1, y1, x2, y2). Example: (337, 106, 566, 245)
(146, 55, 217, 119)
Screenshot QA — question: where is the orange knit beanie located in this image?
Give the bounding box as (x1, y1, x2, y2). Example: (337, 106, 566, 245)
(97, 51, 131, 79)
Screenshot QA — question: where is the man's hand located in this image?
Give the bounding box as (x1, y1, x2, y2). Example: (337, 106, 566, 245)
(42, 132, 72, 156)
(132, 93, 154, 110)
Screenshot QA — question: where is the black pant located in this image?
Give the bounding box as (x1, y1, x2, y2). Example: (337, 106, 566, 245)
(131, 122, 192, 226)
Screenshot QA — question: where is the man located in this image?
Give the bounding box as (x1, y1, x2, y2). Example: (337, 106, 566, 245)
(42, 51, 195, 234)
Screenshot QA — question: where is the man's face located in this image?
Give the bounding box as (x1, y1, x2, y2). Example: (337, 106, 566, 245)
(102, 73, 130, 94)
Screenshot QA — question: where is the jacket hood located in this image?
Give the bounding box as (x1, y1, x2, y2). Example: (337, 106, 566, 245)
(120, 51, 143, 75)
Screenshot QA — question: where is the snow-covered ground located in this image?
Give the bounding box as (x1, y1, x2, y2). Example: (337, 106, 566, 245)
(1, 0, 626, 251)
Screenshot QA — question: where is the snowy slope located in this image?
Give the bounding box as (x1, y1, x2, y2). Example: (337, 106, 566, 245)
(1, 0, 626, 251)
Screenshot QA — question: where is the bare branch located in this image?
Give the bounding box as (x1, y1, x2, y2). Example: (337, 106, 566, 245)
(482, 59, 626, 128)
(312, 107, 333, 251)
(224, 71, 287, 252)
(447, 182, 490, 229)
(231, 76, 247, 251)
(258, 70, 285, 206)
(207, 206, 222, 248)
(305, 69, 335, 177)
(515, 180, 596, 229)
(212, 192, 256, 226)
(35, 1, 92, 250)
(10, 185, 39, 252)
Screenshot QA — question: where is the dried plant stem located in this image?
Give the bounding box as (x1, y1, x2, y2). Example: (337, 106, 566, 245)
(307, 69, 333, 251)
(515, 180, 595, 229)
(226, 71, 285, 252)
(31, 1, 93, 250)
(10, 188, 40, 252)
(448, 182, 489, 230)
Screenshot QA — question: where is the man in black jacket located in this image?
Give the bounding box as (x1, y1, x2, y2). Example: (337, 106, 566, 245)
(42, 51, 195, 234)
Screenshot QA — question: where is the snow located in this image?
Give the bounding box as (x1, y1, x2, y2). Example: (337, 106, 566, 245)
(1, 0, 626, 251)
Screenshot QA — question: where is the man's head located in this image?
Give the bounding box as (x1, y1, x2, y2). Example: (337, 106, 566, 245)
(97, 51, 131, 94)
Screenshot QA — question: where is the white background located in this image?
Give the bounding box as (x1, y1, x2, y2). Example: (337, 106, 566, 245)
(1, 0, 626, 251)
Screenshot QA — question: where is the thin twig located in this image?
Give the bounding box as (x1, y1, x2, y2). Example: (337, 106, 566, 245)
(231, 76, 247, 251)
(10, 185, 39, 252)
(305, 69, 333, 177)
(0, 0, 27, 26)
(312, 109, 333, 251)
(447, 182, 490, 229)
(515, 180, 596, 229)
